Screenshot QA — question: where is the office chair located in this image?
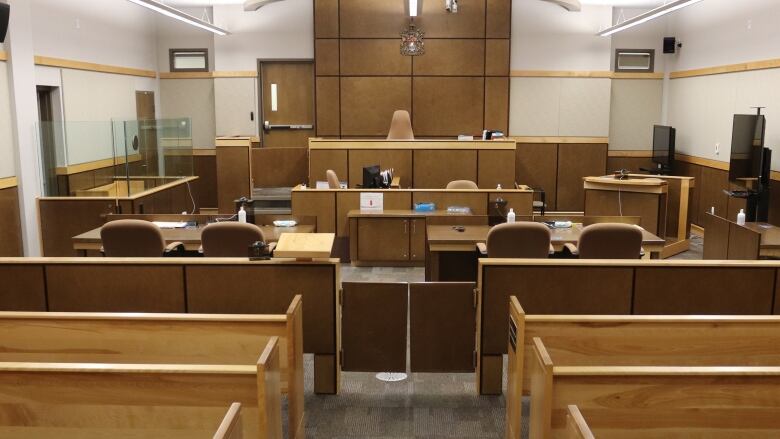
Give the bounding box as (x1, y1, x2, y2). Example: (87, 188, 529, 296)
(201, 222, 273, 257)
(566, 223, 643, 259)
(387, 110, 414, 140)
(446, 180, 479, 190)
(477, 222, 552, 258)
(326, 169, 341, 189)
(100, 219, 184, 257)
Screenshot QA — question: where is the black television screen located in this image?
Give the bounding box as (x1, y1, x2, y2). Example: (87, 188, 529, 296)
(652, 125, 676, 168)
(362, 165, 380, 189)
(728, 114, 765, 187)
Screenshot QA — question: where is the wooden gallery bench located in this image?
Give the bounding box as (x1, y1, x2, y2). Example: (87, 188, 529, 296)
(0, 296, 304, 439)
(504, 297, 780, 439)
(477, 259, 780, 395)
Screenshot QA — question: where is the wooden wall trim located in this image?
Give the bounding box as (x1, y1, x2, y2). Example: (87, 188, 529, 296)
(510, 136, 609, 144)
(54, 153, 143, 176)
(670, 58, 780, 79)
(160, 71, 258, 79)
(675, 153, 730, 171)
(34, 56, 157, 79)
(192, 148, 217, 156)
(0, 177, 17, 190)
(0, 51, 7, 62)
(510, 71, 663, 80)
(608, 150, 653, 158)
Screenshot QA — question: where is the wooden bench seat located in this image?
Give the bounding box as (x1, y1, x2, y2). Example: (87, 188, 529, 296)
(0, 338, 282, 438)
(528, 337, 780, 439)
(0, 296, 303, 438)
(506, 296, 780, 439)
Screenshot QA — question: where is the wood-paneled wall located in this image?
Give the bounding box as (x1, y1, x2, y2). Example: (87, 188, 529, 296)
(0, 185, 23, 256)
(314, 0, 511, 138)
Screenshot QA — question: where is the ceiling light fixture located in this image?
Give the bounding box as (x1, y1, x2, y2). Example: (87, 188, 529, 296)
(541, 0, 581, 12)
(126, 0, 230, 35)
(597, 0, 704, 37)
(244, 0, 285, 12)
(406, 0, 422, 17)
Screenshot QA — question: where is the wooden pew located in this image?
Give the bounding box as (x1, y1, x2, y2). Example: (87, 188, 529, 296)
(528, 337, 780, 439)
(506, 296, 780, 438)
(0, 337, 283, 439)
(214, 403, 244, 439)
(0, 296, 304, 439)
(565, 406, 594, 439)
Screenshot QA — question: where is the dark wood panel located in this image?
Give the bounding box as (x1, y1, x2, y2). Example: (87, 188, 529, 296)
(315, 39, 339, 76)
(478, 149, 515, 189)
(0, 187, 23, 256)
(484, 77, 509, 133)
(486, 0, 511, 38)
(607, 156, 654, 173)
(410, 282, 476, 372)
(216, 146, 251, 214)
(412, 39, 485, 76)
(481, 266, 633, 354)
(314, 0, 339, 38)
(340, 77, 411, 137)
(342, 282, 407, 372)
(252, 147, 307, 188)
(347, 149, 413, 188)
(291, 190, 336, 233)
(413, 150, 478, 189)
(417, 0, 486, 38)
(38, 199, 117, 257)
(413, 77, 484, 137)
(699, 165, 730, 220)
(193, 154, 217, 209)
(337, 191, 412, 237)
(186, 265, 337, 354)
(340, 40, 411, 76)
(557, 143, 608, 211)
(315, 77, 340, 136)
(485, 39, 510, 76)
(516, 143, 558, 210)
(46, 265, 186, 313)
(584, 190, 665, 236)
(728, 223, 761, 260)
(675, 161, 702, 225)
(338, 0, 407, 38)
(634, 267, 775, 315)
(0, 265, 46, 311)
(308, 149, 348, 187)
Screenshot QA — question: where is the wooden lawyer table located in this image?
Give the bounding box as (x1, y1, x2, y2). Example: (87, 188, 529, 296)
(72, 224, 315, 255)
(426, 223, 667, 281)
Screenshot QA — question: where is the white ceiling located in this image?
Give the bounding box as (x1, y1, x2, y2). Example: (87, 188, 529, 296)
(163, 0, 668, 7)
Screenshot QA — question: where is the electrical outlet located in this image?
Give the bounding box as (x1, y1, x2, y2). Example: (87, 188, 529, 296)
(715, 142, 720, 155)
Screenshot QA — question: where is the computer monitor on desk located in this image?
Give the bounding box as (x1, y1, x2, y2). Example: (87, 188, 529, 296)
(362, 165, 394, 189)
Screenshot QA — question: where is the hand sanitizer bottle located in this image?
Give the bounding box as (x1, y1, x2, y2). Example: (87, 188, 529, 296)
(737, 209, 746, 226)
(496, 184, 502, 190)
(507, 208, 516, 223)
(238, 205, 247, 223)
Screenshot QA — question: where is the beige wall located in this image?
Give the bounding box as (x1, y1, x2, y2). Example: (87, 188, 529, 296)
(0, 62, 14, 178)
(214, 77, 257, 137)
(609, 79, 663, 150)
(160, 79, 216, 149)
(509, 77, 611, 137)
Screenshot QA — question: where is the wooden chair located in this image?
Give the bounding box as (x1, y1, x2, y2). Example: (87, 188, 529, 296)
(201, 222, 275, 257)
(0, 295, 304, 439)
(564, 223, 643, 259)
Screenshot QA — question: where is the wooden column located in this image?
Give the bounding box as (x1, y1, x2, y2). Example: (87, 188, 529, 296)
(216, 137, 253, 214)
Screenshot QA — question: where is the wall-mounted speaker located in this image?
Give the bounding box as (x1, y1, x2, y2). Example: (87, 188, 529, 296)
(0, 3, 8, 43)
(663, 37, 677, 54)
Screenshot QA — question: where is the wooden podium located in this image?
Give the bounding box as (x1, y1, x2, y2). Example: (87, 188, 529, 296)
(583, 175, 668, 238)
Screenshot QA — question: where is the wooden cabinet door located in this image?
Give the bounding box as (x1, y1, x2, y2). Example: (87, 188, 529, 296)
(410, 218, 426, 262)
(357, 218, 409, 261)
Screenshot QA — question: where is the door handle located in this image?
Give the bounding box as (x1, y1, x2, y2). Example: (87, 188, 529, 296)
(263, 121, 313, 132)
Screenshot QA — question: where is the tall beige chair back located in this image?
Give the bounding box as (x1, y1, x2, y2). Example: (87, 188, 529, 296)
(446, 180, 479, 190)
(486, 222, 551, 258)
(326, 169, 341, 189)
(100, 219, 165, 257)
(201, 222, 266, 257)
(387, 110, 414, 140)
(577, 223, 643, 259)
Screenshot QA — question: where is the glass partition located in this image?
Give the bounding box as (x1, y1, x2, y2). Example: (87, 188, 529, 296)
(36, 118, 194, 197)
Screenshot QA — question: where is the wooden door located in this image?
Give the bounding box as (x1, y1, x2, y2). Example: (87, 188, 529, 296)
(135, 91, 159, 176)
(357, 218, 409, 261)
(410, 218, 426, 261)
(258, 61, 315, 148)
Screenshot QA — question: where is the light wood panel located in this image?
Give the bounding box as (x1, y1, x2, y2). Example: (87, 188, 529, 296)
(34, 56, 156, 78)
(478, 149, 515, 189)
(252, 147, 307, 188)
(556, 143, 608, 211)
(314, 0, 339, 38)
(486, 39, 511, 76)
(671, 57, 780, 79)
(336, 191, 412, 236)
(347, 149, 413, 188)
(0, 177, 16, 190)
(417, 0, 486, 38)
(485, 77, 510, 133)
(340, 77, 412, 136)
(486, 0, 512, 38)
(0, 187, 22, 257)
(216, 140, 252, 213)
(413, 77, 485, 136)
(308, 149, 348, 187)
(338, 0, 407, 38)
(413, 149, 478, 189)
(340, 39, 411, 76)
(516, 143, 558, 209)
(291, 190, 337, 233)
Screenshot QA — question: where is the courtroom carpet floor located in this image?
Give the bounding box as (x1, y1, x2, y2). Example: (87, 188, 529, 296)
(301, 234, 703, 438)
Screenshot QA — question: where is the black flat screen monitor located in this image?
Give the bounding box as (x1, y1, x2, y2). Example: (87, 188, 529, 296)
(362, 165, 380, 189)
(652, 125, 676, 169)
(728, 114, 765, 188)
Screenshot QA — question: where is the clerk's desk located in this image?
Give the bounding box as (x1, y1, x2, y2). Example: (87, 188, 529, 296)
(426, 219, 666, 281)
(72, 214, 316, 255)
